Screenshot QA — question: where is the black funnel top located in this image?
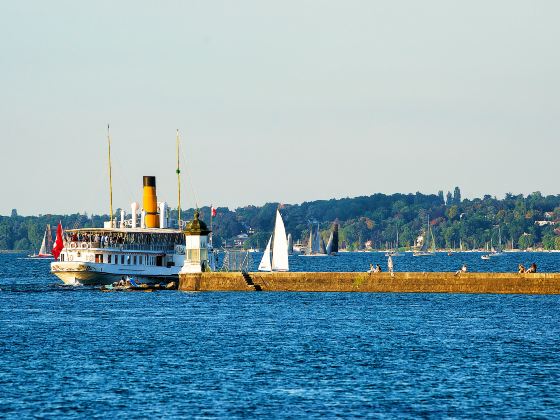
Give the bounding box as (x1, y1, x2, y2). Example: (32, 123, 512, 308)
(143, 176, 156, 187)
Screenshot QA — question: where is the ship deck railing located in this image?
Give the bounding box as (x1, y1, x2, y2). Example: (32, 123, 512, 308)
(64, 242, 178, 253)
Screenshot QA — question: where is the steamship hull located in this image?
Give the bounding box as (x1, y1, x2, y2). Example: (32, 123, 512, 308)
(51, 261, 181, 286)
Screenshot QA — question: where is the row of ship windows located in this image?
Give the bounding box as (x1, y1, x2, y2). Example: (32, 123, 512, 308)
(59, 252, 175, 267)
(94, 254, 164, 266)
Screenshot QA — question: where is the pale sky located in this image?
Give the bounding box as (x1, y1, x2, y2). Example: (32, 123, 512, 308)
(1, 1, 559, 216)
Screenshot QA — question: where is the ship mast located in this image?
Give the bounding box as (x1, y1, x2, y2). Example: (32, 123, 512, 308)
(107, 124, 114, 227)
(176, 129, 181, 228)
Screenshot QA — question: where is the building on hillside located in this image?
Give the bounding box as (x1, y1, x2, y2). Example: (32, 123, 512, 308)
(233, 233, 249, 248)
(535, 220, 557, 227)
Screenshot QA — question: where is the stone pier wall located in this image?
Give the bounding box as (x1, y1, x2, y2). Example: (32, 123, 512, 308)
(179, 272, 560, 294)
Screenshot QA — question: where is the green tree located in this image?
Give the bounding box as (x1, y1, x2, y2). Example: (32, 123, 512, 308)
(446, 191, 453, 206)
(542, 233, 556, 250)
(518, 233, 534, 250)
(14, 238, 30, 250)
(453, 187, 461, 205)
(446, 206, 459, 220)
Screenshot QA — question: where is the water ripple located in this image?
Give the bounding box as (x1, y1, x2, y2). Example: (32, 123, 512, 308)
(1, 254, 560, 418)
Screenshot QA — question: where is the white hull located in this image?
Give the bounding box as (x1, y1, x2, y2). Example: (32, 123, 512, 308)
(489, 252, 504, 257)
(51, 261, 181, 286)
(385, 252, 405, 257)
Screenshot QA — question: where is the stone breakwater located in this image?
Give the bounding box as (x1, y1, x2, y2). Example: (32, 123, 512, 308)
(179, 272, 560, 294)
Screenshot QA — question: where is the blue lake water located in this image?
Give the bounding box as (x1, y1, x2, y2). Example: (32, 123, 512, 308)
(259, 250, 560, 273)
(1, 252, 560, 418)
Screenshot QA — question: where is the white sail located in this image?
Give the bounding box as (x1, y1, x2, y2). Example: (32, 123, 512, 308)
(312, 227, 321, 254)
(258, 236, 272, 271)
(271, 210, 289, 271)
(320, 237, 327, 254)
(326, 232, 334, 254)
(38, 233, 47, 255)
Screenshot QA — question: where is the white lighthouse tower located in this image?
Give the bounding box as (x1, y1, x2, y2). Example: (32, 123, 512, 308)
(180, 210, 212, 273)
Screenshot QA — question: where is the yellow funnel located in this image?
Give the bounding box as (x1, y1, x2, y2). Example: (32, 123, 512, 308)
(143, 176, 159, 228)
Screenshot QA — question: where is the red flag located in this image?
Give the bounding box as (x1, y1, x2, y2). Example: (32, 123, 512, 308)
(211, 206, 217, 217)
(52, 222, 64, 259)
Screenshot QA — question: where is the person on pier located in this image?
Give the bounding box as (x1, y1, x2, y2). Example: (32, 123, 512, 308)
(455, 264, 467, 276)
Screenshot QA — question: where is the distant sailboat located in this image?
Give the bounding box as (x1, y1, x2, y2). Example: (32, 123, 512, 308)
(302, 222, 328, 256)
(258, 210, 289, 271)
(287, 233, 294, 255)
(490, 226, 504, 257)
(29, 225, 54, 258)
(481, 240, 492, 260)
(320, 237, 327, 254)
(310, 225, 319, 254)
(314, 226, 323, 254)
(258, 236, 272, 271)
(413, 217, 436, 256)
(386, 229, 404, 257)
(325, 222, 339, 256)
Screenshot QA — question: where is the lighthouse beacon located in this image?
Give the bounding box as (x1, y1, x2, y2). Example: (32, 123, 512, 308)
(180, 210, 212, 273)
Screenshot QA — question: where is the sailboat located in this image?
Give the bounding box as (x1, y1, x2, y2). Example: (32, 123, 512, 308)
(258, 237, 272, 271)
(29, 225, 54, 258)
(385, 230, 404, 257)
(481, 241, 492, 259)
(301, 222, 327, 256)
(320, 236, 327, 254)
(325, 222, 339, 256)
(258, 210, 289, 271)
(287, 233, 294, 255)
(314, 226, 325, 255)
(413, 217, 436, 257)
(310, 226, 319, 254)
(489, 227, 504, 257)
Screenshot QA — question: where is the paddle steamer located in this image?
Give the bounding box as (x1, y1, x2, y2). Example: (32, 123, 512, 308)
(51, 177, 186, 285)
(50, 129, 215, 285)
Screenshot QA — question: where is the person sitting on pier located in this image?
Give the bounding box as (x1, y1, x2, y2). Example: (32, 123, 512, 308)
(518, 264, 526, 273)
(526, 263, 537, 273)
(375, 264, 382, 273)
(455, 264, 467, 276)
(368, 263, 374, 273)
